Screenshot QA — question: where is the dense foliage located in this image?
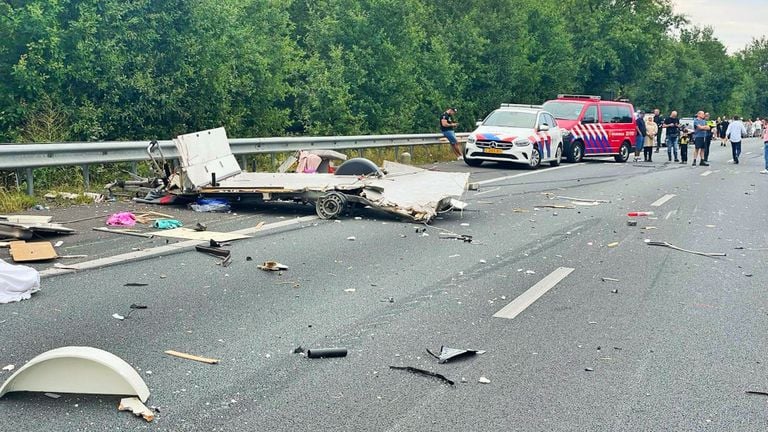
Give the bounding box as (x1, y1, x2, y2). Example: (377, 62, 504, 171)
(1, 0, 766, 143)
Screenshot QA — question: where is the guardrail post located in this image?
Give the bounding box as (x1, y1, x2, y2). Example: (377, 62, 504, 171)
(394, 146, 399, 161)
(25, 168, 34, 195)
(358, 148, 364, 158)
(81, 164, 90, 190)
(270, 153, 276, 171)
(409, 145, 415, 159)
(240, 155, 248, 172)
(130, 162, 138, 175)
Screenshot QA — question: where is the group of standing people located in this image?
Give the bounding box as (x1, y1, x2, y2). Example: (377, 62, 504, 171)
(634, 109, 684, 163)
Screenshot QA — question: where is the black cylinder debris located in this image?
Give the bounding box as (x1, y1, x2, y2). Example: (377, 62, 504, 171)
(211, 172, 217, 187)
(306, 348, 348, 358)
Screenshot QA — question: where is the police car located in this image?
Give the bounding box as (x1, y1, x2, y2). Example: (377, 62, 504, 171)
(463, 104, 563, 169)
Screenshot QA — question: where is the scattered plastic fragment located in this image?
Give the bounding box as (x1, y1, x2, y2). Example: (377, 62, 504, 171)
(164, 350, 219, 364)
(607, 242, 619, 248)
(44, 392, 60, 399)
(627, 211, 654, 217)
(54, 241, 64, 247)
(585, 367, 594, 372)
(344, 288, 356, 293)
(601, 277, 619, 282)
(118, 397, 155, 422)
(627, 220, 637, 226)
(124, 283, 148, 287)
(745, 391, 768, 397)
(647, 241, 726, 257)
(193, 222, 207, 232)
(611, 289, 619, 294)
(1, 365, 14, 372)
(426, 346, 484, 364)
(292, 346, 305, 354)
(525, 270, 535, 275)
(306, 348, 348, 358)
(112, 313, 125, 320)
(347, 236, 356, 241)
(257, 261, 289, 271)
(380, 297, 395, 303)
(389, 366, 454, 385)
(478, 376, 491, 384)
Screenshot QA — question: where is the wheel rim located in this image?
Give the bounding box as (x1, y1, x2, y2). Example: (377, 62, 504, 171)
(621, 144, 629, 159)
(556, 146, 562, 161)
(530, 148, 540, 167)
(574, 145, 582, 160)
(316, 192, 347, 219)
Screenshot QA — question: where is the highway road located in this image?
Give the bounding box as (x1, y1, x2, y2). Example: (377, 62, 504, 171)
(1, 138, 767, 431)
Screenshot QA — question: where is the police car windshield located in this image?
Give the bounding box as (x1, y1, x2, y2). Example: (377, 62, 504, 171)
(541, 101, 584, 120)
(483, 111, 536, 128)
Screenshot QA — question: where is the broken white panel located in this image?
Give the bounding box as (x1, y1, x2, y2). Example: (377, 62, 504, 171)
(214, 172, 363, 192)
(0, 347, 150, 402)
(0, 258, 40, 304)
(363, 161, 470, 220)
(175, 127, 241, 188)
(151, 228, 251, 242)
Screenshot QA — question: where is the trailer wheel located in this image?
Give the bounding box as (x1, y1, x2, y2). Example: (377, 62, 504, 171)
(316, 192, 348, 219)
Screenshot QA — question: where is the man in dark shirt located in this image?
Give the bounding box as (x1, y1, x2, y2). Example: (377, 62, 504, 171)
(440, 107, 462, 159)
(662, 111, 680, 162)
(653, 109, 663, 152)
(719, 117, 730, 146)
(634, 111, 647, 163)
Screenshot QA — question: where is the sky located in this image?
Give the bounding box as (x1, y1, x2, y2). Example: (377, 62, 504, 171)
(673, 0, 768, 52)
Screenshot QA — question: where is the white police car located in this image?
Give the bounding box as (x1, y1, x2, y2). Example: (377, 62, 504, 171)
(463, 104, 563, 169)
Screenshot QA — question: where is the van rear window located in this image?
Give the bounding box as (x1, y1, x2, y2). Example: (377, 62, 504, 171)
(541, 101, 584, 120)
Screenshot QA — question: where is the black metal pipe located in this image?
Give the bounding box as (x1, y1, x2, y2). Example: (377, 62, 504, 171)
(211, 172, 217, 187)
(306, 348, 347, 358)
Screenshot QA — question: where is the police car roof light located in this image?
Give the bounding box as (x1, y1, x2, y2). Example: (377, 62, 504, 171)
(499, 103, 543, 109)
(557, 94, 601, 101)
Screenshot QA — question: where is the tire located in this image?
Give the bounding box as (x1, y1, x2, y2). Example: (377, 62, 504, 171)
(315, 191, 347, 219)
(614, 141, 631, 162)
(464, 157, 483, 167)
(549, 145, 563, 167)
(528, 146, 541, 169)
(566, 140, 584, 163)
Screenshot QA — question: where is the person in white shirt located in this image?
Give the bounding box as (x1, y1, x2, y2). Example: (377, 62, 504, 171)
(754, 117, 762, 137)
(725, 115, 747, 164)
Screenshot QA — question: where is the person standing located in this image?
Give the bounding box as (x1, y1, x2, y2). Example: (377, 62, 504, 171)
(440, 107, 462, 159)
(662, 111, 681, 162)
(692, 111, 709, 166)
(644, 115, 657, 162)
(762, 119, 768, 174)
(679, 125, 691, 164)
(754, 117, 762, 138)
(653, 109, 663, 152)
(725, 115, 747, 164)
(704, 112, 716, 162)
(634, 111, 646, 163)
(719, 116, 730, 146)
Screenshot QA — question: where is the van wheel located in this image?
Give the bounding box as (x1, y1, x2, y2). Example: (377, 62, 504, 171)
(529, 146, 541, 169)
(549, 145, 562, 167)
(566, 141, 583, 163)
(614, 142, 631, 162)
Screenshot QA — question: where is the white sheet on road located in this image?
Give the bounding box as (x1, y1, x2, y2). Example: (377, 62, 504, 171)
(151, 228, 251, 242)
(0, 258, 40, 304)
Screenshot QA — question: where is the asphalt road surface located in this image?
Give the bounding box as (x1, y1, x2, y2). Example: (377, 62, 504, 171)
(1, 139, 767, 431)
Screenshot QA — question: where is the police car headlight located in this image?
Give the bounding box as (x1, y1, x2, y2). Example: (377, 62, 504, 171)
(467, 136, 476, 145)
(514, 138, 530, 147)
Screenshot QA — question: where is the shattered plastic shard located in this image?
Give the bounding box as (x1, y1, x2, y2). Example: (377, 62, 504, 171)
(426, 346, 482, 364)
(0, 347, 150, 402)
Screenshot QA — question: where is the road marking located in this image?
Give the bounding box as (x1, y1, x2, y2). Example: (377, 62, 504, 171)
(40, 215, 320, 278)
(493, 267, 575, 320)
(651, 194, 676, 207)
(477, 163, 583, 185)
(700, 170, 713, 177)
(665, 210, 677, 220)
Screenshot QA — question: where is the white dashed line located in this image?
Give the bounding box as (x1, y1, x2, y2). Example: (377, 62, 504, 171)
(651, 194, 676, 207)
(493, 267, 575, 320)
(700, 170, 713, 177)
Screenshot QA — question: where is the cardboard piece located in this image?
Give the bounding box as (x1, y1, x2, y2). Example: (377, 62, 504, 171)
(151, 228, 250, 242)
(0, 215, 53, 224)
(9, 241, 58, 262)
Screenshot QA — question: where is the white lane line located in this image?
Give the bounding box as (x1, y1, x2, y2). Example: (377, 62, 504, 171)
(477, 163, 583, 185)
(493, 267, 575, 320)
(665, 210, 677, 220)
(700, 170, 713, 177)
(40, 215, 320, 278)
(651, 194, 676, 207)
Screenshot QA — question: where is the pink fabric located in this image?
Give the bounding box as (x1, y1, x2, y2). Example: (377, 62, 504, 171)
(297, 151, 322, 173)
(106, 212, 136, 226)
(763, 124, 768, 142)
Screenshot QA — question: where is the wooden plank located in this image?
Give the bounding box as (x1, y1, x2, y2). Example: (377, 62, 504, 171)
(9, 241, 58, 262)
(164, 350, 219, 364)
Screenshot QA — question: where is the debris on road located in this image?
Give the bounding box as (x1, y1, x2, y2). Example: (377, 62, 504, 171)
(164, 350, 219, 365)
(152, 219, 183, 230)
(2, 365, 14, 372)
(0, 347, 150, 401)
(0, 220, 75, 240)
(93, 227, 155, 238)
(0, 258, 40, 304)
(112, 313, 125, 320)
(553, 195, 610, 204)
(124, 283, 149, 287)
(611, 289, 619, 294)
(380, 297, 395, 303)
(601, 277, 620, 282)
(426, 346, 484, 364)
(258, 261, 289, 271)
(0, 215, 52, 224)
(292, 346, 305, 354)
(118, 397, 155, 422)
(153, 227, 249, 242)
(438, 233, 473, 243)
(193, 222, 207, 232)
(585, 367, 594, 372)
(53, 263, 78, 270)
(607, 242, 619, 248)
(389, 366, 455, 386)
(647, 241, 726, 257)
(190, 198, 231, 213)
(627, 220, 637, 226)
(344, 288, 356, 293)
(8, 241, 57, 262)
(536, 204, 576, 209)
(627, 211, 654, 217)
(106, 212, 137, 227)
(478, 376, 491, 384)
(306, 348, 348, 359)
(745, 390, 768, 397)
(195, 244, 232, 267)
(44, 392, 61, 399)
(347, 236, 356, 241)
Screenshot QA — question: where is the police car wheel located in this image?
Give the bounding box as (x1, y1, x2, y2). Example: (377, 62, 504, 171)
(549, 145, 562, 167)
(464, 157, 483, 167)
(529, 146, 541, 169)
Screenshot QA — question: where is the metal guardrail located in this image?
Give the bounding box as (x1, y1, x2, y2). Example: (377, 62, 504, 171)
(0, 133, 469, 194)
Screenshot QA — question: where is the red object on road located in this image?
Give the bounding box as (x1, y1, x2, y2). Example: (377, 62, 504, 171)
(627, 211, 654, 217)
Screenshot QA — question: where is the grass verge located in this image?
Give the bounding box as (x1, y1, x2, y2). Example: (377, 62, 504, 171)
(0, 188, 38, 213)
